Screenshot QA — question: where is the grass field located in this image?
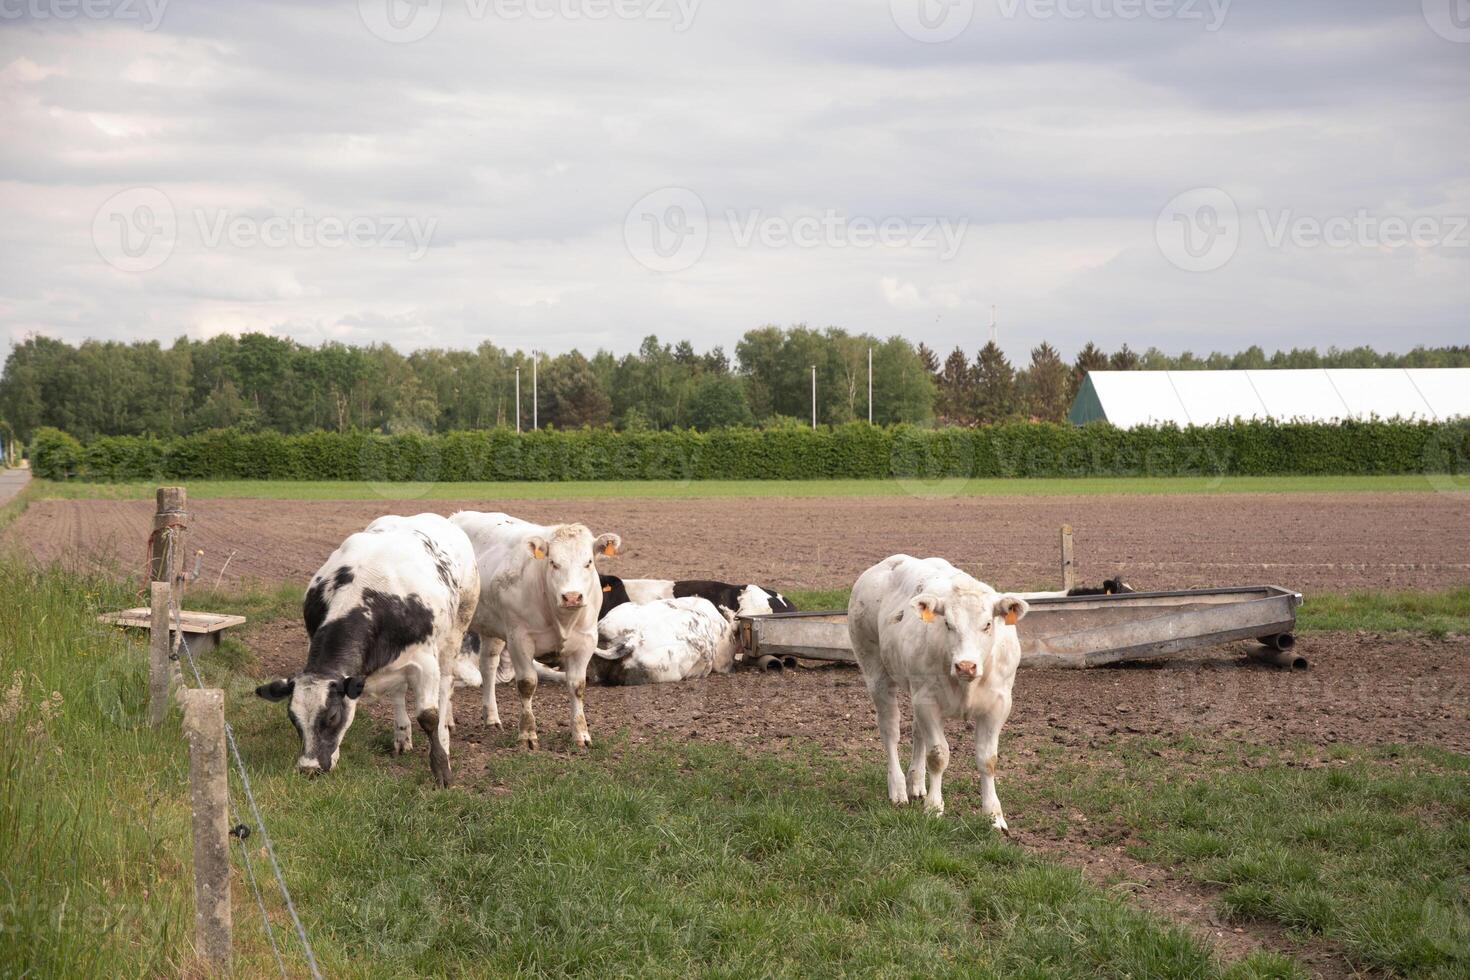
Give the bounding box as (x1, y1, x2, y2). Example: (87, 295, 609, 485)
(5, 560, 1469, 977)
(25, 473, 1458, 502)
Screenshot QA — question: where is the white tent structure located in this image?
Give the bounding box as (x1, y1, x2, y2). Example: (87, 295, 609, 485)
(1068, 369, 1470, 428)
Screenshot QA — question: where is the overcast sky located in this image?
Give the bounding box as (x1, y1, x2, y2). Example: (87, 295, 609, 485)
(2, 0, 1467, 364)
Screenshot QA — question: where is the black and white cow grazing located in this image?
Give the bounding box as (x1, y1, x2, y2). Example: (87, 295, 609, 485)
(255, 513, 478, 787)
(622, 578, 796, 617)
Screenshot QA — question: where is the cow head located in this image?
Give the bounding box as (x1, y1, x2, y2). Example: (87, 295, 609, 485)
(598, 573, 632, 620)
(256, 673, 365, 775)
(525, 524, 621, 612)
(910, 588, 1029, 680)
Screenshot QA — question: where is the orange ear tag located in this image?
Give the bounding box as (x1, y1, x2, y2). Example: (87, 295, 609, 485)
(919, 606, 935, 623)
(602, 584, 612, 593)
(602, 543, 617, 557)
(533, 547, 546, 559)
(1004, 609, 1019, 626)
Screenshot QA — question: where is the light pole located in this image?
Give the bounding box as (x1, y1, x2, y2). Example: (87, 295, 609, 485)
(867, 346, 872, 424)
(532, 353, 538, 430)
(811, 365, 817, 429)
(515, 367, 521, 433)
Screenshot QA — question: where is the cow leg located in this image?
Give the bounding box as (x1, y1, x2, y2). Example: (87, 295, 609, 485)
(411, 654, 451, 788)
(562, 644, 593, 750)
(973, 695, 1013, 834)
(507, 634, 539, 750)
(863, 671, 907, 806)
(479, 634, 505, 727)
(913, 701, 949, 816)
(907, 718, 928, 802)
(390, 679, 413, 754)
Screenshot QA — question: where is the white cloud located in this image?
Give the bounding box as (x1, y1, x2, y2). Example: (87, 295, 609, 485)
(0, 0, 1466, 365)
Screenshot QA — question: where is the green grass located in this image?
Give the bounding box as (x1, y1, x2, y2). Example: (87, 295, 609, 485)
(1012, 739, 1470, 978)
(1, 559, 1303, 978)
(790, 587, 1470, 637)
(27, 473, 1457, 502)
(1296, 587, 1470, 637)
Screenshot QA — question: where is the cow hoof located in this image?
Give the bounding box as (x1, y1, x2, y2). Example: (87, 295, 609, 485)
(907, 783, 925, 801)
(889, 792, 909, 806)
(924, 800, 945, 817)
(392, 736, 412, 755)
(520, 736, 538, 751)
(574, 734, 592, 750)
(990, 813, 1010, 835)
(483, 710, 501, 727)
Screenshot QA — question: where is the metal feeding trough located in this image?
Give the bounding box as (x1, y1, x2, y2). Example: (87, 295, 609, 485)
(739, 585, 1304, 669)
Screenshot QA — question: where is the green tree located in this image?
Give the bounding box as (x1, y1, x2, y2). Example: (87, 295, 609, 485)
(687, 374, 753, 429)
(1020, 342, 1069, 422)
(936, 347, 976, 423)
(974, 342, 1018, 423)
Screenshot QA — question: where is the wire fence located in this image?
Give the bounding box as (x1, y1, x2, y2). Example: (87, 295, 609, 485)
(164, 528, 322, 979)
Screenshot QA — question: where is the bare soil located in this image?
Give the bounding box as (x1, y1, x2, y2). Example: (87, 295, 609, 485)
(11, 490, 1470, 593)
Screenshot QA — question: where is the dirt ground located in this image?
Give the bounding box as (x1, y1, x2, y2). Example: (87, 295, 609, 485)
(12, 490, 1470, 593)
(244, 620, 1469, 979)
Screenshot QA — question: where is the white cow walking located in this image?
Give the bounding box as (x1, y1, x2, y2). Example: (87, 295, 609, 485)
(450, 511, 620, 750)
(847, 554, 1029, 830)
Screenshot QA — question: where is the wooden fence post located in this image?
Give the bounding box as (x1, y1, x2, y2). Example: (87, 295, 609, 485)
(149, 582, 173, 727)
(180, 688, 232, 973)
(1060, 524, 1075, 593)
(150, 486, 188, 584)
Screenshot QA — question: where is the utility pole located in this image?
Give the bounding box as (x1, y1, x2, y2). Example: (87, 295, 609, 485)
(811, 365, 817, 429)
(867, 346, 873, 424)
(515, 367, 521, 433)
(532, 353, 538, 431)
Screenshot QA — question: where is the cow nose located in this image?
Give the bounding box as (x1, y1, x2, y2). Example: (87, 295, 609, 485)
(954, 661, 978, 679)
(561, 592, 583, 607)
(297, 760, 321, 777)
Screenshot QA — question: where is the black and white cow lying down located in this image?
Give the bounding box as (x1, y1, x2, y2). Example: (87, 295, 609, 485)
(256, 513, 479, 787)
(620, 578, 796, 617)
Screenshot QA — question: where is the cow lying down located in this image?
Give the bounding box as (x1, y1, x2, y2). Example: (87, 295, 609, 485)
(589, 597, 739, 685)
(621, 578, 795, 616)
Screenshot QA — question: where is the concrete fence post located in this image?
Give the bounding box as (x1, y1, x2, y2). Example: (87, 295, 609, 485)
(180, 687, 232, 973)
(149, 582, 173, 727)
(1060, 524, 1075, 593)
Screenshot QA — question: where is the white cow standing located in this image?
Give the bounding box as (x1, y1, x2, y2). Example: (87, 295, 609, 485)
(450, 511, 620, 750)
(847, 554, 1029, 830)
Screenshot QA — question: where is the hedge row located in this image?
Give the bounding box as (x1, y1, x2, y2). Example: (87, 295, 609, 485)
(29, 420, 1470, 483)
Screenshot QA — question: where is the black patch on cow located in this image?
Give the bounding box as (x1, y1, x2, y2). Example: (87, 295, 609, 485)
(303, 580, 330, 638)
(598, 574, 632, 620)
(304, 588, 436, 680)
(415, 531, 458, 593)
(256, 678, 294, 701)
(461, 631, 480, 657)
(1066, 577, 1135, 598)
(672, 579, 744, 612)
(332, 565, 355, 589)
(672, 579, 795, 614)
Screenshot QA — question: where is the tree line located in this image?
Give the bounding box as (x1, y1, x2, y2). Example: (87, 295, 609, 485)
(2, 327, 1466, 441)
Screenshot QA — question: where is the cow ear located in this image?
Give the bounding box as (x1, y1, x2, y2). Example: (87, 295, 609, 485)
(594, 533, 620, 558)
(255, 678, 294, 702)
(343, 676, 366, 700)
(912, 594, 943, 623)
(526, 535, 549, 560)
(993, 595, 1029, 626)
